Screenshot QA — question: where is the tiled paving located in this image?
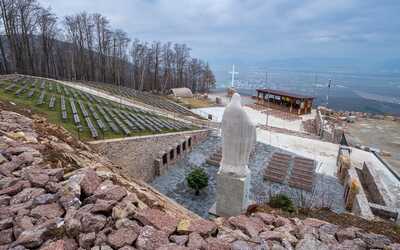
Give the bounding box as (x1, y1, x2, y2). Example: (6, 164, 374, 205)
(264, 153, 316, 192)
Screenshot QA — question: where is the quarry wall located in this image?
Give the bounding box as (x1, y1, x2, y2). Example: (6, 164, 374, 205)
(89, 129, 210, 182)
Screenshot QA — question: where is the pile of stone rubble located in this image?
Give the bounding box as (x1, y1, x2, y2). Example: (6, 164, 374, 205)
(0, 110, 399, 250)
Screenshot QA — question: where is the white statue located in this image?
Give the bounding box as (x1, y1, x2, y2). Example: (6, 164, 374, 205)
(214, 93, 256, 217)
(220, 93, 256, 177)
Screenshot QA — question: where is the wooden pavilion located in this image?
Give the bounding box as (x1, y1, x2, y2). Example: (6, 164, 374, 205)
(256, 88, 314, 115)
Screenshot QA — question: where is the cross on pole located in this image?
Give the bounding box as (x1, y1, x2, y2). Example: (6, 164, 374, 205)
(229, 64, 238, 88)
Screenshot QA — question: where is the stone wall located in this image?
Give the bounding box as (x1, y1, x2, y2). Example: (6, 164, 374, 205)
(343, 167, 374, 219)
(90, 129, 210, 182)
(337, 146, 398, 221)
(359, 163, 386, 205)
(316, 108, 345, 144)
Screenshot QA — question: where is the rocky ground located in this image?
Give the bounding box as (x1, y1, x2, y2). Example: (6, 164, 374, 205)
(0, 108, 399, 249)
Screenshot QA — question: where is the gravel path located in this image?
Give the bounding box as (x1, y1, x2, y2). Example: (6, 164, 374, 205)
(151, 136, 345, 218)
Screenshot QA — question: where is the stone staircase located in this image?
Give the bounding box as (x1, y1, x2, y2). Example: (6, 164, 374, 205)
(264, 152, 291, 184)
(264, 152, 316, 192)
(206, 148, 222, 167)
(288, 157, 316, 192)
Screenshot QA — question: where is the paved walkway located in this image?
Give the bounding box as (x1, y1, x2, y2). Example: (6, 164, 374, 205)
(151, 136, 345, 218)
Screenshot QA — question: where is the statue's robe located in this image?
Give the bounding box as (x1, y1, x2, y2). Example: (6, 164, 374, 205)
(220, 94, 256, 177)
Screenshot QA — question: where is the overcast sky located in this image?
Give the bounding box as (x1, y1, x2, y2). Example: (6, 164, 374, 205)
(38, 0, 400, 69)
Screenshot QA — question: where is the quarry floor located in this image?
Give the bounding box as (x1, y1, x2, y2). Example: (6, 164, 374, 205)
(151, 136, 345, 218)
(346, 118, 400, 176)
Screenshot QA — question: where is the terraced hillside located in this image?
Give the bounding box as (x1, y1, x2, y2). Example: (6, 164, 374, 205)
(0, 75, 196, 140)
(80, 81, 199, 117)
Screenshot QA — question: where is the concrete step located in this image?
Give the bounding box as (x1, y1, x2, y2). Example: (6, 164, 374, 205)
(288, 176, 314, 185)
(268, 165, 289, 174)
(210, 155, 222, 161)
(290, 172, 314, 181)
(292, 167, 314, 175)
(269, 159, 289, 166)
(265, 168, 287, 177)
(294, 161, 315, 168)
(206, 159, 220, 167)
(264, 174, 286, 184)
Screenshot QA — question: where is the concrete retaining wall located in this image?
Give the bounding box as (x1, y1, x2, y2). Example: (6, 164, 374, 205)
(90, 129, 210, 182)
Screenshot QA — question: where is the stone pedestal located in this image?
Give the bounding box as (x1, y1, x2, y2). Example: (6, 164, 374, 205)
(215, 169, 250, 217)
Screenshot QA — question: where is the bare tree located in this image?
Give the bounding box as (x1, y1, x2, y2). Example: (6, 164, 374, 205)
(0, 0, 216, 93)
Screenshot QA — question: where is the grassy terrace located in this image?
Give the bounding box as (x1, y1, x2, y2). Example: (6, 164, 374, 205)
(0, 77, 196, 141)
(80, 81, 201, 117)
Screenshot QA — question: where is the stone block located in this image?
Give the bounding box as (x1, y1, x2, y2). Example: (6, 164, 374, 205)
(216, 170, 250, 217)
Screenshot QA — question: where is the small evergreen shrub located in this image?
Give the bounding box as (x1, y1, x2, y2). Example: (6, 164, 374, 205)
(269, 194, 295, 213)
(187, 168, 208, 195)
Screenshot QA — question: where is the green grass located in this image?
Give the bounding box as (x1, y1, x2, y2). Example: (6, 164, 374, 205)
(0, 79, 195, 141)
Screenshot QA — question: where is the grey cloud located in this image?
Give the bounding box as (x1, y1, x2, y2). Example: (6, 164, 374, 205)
(38, 0, 400, 67)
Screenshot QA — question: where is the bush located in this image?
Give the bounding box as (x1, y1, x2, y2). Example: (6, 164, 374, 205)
(187, 168, 208, 195)
(269, 194, 295, 213)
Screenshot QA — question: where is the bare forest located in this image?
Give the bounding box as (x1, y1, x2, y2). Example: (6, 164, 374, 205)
(0, 0, 216, 93)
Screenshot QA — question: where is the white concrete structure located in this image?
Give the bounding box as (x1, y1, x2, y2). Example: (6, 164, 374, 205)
(216, 94, 256, 216)
(170, 87, 193, 98)
(193, 106, 315, 132)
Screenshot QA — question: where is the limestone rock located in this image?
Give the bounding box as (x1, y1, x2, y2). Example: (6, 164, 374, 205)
(0, 181, 24, 196)
(115, 218, 142, 233)
(79, 232, 96, 249)
(135, 225, 169, 250)
(134, 208, 179, 235)
(177, 218, 217, 236)
(355, 232, 391, 249)
(15, 226, 47, 248)
(80, 169, 102, 197)
(339, 238, 367, 250)
(169, 235, 188, 246)
(187, 232, 207, 250)
(206, 237, 231, 250)
(13, 216, 34, 239)
(119, 246, 137, 250)
(335, 227, 360, 243)
(64, 208, 81, 237)
(302, 218, 328, 228)
(107, 228, 138, 248)
(228, 215, 264, 238)
(295, 236, 327, 250)
(274, 216, 292, 227)
(0, 228, 13, 245)
(92, 199, 116, 214)
(231, 240, 257, 250)
(112, 200, 136, 220)
(32, 193, 58, 206)
(30, 203, 64, 220)
(93, 181, 127, 201)
(26, 169, 49, 187)
(0, 217, 13, 230)
(80, 213, 107, 233)
(10, 187, 45, 205)
(155, 243, 190, 250)
(254, 212, 275, 225)
(0, 195, 11, 206)
(40, 240, 65, 250)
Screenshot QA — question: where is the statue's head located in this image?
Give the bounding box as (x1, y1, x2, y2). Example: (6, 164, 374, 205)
(230, 93, 241, 108)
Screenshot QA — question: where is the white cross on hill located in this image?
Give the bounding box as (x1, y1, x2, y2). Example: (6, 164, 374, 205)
(229, 64, 238, 88)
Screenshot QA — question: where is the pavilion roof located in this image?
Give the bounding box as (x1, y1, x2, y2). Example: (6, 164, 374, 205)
(256, 88, 314, 100)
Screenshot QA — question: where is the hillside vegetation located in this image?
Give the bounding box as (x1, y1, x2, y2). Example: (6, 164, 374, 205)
(0, 75, 195, 141)
(0, 0, 215, 93)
